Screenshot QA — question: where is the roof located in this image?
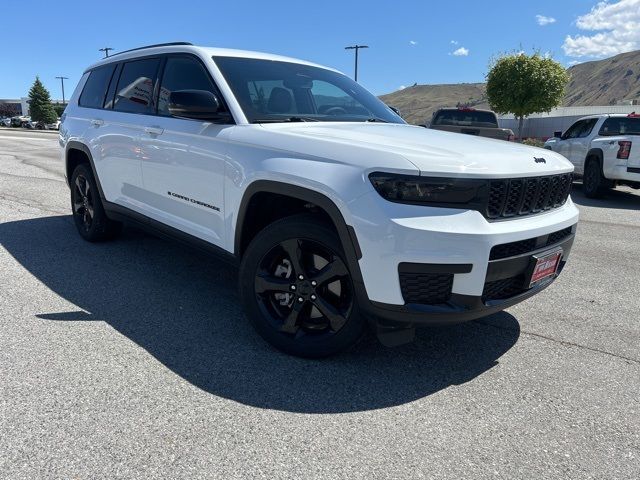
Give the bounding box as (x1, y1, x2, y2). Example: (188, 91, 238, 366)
(85, 43, 338, 73)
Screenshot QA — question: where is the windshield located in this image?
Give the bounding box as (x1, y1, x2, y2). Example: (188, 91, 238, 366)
(213, 56, 404, 124)
(432, 109, 498, 128)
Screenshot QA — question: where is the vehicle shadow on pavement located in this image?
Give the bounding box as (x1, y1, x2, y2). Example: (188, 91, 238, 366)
(1, 215, 520, 413)
(571, 182, 640, 210)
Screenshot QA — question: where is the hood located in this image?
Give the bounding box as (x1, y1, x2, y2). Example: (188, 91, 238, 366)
(259, 122, 573, 178)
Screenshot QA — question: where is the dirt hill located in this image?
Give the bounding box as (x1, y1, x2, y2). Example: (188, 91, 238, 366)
(380, 50, 640, 124)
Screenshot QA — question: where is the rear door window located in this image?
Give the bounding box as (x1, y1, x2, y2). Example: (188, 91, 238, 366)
(113, 58, 161, 114)
(598, 117, 640, 136)
(79, 64, 116, 109)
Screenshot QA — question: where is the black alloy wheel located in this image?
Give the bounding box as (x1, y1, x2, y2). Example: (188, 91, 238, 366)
(255, 237, 353, 337)
(72, 174, 95, 232)
(239, 214, 365, 357)
(69, 163, 122, 242)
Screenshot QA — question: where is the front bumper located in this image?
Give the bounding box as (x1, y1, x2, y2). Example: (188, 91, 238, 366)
(347, 191, 579, 325)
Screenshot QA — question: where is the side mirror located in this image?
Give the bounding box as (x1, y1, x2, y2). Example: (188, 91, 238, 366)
(168, 90, 227, 120)
(553, 131, 562, 138)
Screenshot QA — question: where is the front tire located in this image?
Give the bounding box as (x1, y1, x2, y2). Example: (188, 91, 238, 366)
(70, 164, 122, 242)
(239, 214, 365, 358)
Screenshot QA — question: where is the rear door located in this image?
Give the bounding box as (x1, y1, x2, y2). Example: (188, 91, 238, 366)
(86, 57, 161, 212)
(138, 54, 232, 246)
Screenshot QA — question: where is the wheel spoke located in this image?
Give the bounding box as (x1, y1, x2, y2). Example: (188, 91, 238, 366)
(255, 273, 292, 294)
(73, 200, 83, 213)
(83, 178, 90, 196)
(311, 258, 348, 286)
(313, 296, 347, 332)
(280, 301, 303, 334)
(86, 204, 94, 218)
(74, 176, 83, 195)
(281, 239, 305, 277)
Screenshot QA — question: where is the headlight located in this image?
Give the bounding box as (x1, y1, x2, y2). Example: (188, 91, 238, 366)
(368, 173, 488, 207)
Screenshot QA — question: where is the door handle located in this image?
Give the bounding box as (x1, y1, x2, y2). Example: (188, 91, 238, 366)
(144, 126, 164, 136)
(90, 119, 104, 126)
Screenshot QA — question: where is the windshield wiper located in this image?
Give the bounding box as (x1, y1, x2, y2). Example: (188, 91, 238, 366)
(366, 117, 389, 123)
(252, 116, 320, 124)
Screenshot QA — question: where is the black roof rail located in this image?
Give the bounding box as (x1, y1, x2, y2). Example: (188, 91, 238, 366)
(109, 42, 194, 57)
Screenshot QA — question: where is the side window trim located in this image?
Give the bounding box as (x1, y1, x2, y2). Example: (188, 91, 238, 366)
(103, 62, 122, 109)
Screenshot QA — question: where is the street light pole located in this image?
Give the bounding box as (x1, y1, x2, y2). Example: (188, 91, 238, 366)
(344, 45, 369, 82)
(99, 47, 114, 58)
(55, 76, 68, 105)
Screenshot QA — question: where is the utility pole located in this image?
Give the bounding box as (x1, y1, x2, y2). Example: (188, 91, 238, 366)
(55, 76, 68, 105)
(99, 47, 114, 58)
(344, 45, 369, 82)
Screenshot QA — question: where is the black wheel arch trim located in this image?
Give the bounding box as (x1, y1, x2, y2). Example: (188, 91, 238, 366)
(235, 180, 368, 302)
(65, 141, 108, 201)
(586, 148, 604, 166)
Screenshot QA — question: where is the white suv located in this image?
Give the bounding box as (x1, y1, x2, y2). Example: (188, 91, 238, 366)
(60, 42, 579, 357)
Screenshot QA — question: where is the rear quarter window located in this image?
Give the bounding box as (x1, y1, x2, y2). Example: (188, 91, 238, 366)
(79, 64, 116, 109)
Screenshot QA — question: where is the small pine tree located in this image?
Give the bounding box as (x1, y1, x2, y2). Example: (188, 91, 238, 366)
(28, 77, 58, 123)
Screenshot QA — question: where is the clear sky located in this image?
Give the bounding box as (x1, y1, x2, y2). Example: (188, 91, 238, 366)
(1, 0, 638, 100)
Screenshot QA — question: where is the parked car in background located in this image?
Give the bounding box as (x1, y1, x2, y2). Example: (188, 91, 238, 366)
(0, 117, 11, 127)
(428, 107, 515, 142)
(46, 119, 61, 130)
(10, 116, 29, 127)
(544, 113, 640, 197)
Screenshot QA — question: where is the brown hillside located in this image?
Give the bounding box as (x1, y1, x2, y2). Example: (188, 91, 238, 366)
(380, 50, 640, 124)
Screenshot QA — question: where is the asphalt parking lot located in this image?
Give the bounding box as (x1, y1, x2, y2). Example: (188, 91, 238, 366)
(0, 128, 639, 479)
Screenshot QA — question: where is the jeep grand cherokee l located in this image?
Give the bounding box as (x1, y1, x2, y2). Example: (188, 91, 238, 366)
(60, 42, 579, 357)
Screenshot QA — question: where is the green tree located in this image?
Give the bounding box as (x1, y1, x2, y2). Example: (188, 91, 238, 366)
(486, 52, 569, 140)
(28, 76, 58, 123)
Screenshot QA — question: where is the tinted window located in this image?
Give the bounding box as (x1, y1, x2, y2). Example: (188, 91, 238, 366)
(113, 58, 160, 114)
(214, 56, 403, 124)
(562, 120, 585, 139)
(576, 118, 598, 137)
(432, 109, 498, 127)
(158, 56, 222, 116)
(598, 117, 640, 136)
(79, 64, 116, 108)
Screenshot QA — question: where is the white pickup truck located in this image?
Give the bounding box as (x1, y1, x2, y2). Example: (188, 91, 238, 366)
(544, 113, 640, 197)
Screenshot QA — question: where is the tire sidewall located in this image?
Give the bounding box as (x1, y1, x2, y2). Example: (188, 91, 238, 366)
(583, 158, 603, 198)
(70, 164, 114, 241)
(239, 215, 365, 358)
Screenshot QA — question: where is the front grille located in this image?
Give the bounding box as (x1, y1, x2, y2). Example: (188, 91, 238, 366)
(482, 275, 527, 302)
(486, 173, 572, 219)
(399, 272, 453, 304)
(489, 226, 575, 260)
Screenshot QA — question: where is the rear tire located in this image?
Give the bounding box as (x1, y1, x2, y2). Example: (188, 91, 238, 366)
(70, 164, 122, 242)
(583, 158, 611, 198)
(239, 214, 365, 358)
